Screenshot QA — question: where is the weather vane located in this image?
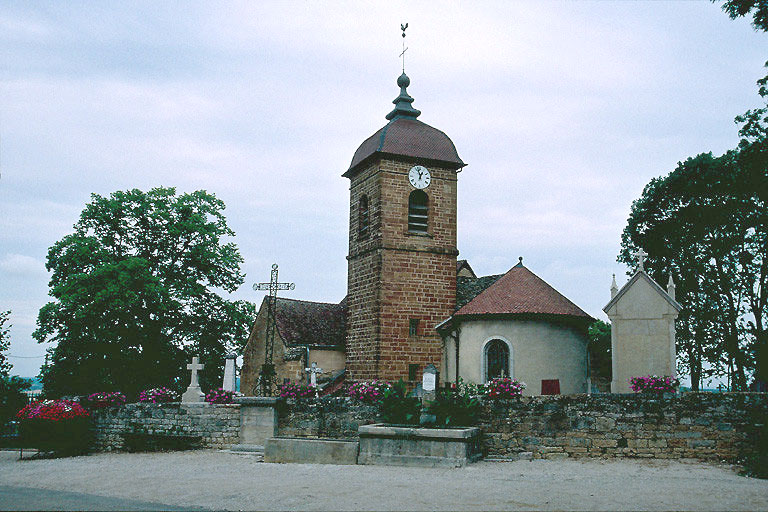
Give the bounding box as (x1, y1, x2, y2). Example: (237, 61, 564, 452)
(400, 22, 409, 73)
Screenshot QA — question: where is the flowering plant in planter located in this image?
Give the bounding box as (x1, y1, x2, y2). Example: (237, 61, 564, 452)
(348, 380, 392, 404)
(205, 387, 235, 404)
(83, 391, 126, 409)
(138, 387, 177, 403)
(16, 400, 92, 455)
(629, 375, 679, 394)
(277, 381, 315, 400)
(484, 377, 526, 399)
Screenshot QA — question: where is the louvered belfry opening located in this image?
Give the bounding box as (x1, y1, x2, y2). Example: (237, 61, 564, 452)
(408, 190, 428, 233)
(359, 195, 369, 239)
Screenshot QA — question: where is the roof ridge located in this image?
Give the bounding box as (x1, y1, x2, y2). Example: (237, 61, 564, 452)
(276, 297, 345, 307)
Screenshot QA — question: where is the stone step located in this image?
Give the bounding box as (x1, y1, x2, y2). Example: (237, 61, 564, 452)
(228, 444, 265, 454)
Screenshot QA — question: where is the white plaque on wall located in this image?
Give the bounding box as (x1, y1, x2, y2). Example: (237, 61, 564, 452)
(422, 372, 436, 392)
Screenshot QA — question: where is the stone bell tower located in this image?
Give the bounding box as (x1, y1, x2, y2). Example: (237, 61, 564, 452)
(343, 71, 465, 382)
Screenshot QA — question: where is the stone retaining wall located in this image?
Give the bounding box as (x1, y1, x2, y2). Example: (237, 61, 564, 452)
(274, 393, 767, 463)
(91, 403, 240, 451)
(276, 398, 378, 439)
(479, 393, 766, 461)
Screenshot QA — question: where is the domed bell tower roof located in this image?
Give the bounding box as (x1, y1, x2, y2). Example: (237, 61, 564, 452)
(344, 73, 465, 178)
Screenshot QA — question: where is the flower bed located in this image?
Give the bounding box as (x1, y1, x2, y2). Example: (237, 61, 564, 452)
(16, 399, 92, 455)
(484, 377, 526, 399)
(629, 375, 679, 394)
(205, 387, 234, 404)
(278, 382, 315, 399)
(138, 387, 177, 403)
(348, 380, 392, 404)
(83, 391, 126, 409)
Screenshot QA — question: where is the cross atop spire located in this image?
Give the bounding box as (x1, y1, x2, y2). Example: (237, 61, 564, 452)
(386, 23, 421, 121)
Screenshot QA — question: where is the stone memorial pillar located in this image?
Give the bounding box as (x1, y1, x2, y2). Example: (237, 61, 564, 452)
(420, 364, 438, 425)
(223, 354, 237, 392)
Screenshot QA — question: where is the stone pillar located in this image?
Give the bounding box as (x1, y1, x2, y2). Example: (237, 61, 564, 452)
(233, 397, 280, 450)
(223, 354, 237, 392)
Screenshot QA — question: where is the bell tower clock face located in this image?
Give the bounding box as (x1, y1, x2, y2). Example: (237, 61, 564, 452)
(408, 165, 431, 189)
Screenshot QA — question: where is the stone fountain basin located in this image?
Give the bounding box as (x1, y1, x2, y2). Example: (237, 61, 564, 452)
(357, 423, 483, 467)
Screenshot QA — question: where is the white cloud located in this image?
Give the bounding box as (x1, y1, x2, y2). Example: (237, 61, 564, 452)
(0, 254, 46, 277)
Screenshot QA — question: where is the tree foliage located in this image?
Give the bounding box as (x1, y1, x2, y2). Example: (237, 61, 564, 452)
(715, 0, 768, 31)
(34, 188, 256, 397)
(619, 68, 768, 390)
(0, 311, 11, 377)
(587, 320, 612, 389)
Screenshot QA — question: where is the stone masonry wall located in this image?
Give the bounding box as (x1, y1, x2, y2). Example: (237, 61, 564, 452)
(91, 403, 240, 451)
(277, 397, 379, 439)
(346, 158, 458, 383)
(275, 393, 767, 463)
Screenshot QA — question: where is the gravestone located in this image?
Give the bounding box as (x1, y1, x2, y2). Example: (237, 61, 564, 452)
(182, 356, 205, 403)
(420, 364, 438, 425)
(222, 354, 237, 392)
(603, 251, 682, 393)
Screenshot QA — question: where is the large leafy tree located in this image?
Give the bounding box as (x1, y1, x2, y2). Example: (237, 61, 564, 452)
(714, 0, 768, 31)
(587, 320, 612, 391)
(619, 69, 768, 390)
(34, 188, 256, 397)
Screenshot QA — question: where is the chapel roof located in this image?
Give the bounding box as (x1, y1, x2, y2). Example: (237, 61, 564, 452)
(272, 297, 347, 350)
(344, 73, 465, 177)
(454, 259, 592, 320)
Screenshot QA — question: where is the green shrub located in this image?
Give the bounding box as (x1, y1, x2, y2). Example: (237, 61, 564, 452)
(16, 400, 92, 455)
(380, 379, 420, 425)
(425, 379, 482, 426)
(741, 414, 768, 479)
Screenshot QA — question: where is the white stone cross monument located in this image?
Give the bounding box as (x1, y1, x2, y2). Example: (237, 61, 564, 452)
(222, 354, 237, 392)
(305, 361, 322, 388)
(182, 356, 205, 403)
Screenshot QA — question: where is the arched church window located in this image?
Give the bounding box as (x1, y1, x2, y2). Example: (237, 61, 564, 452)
(485, 339, 510, 381)
(358, 195, 369, 239)
(408, 190, 428, 233)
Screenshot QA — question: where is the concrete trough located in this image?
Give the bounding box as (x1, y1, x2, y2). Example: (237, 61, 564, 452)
(358, 424, 483, 468)
(264, 437, 359, 465)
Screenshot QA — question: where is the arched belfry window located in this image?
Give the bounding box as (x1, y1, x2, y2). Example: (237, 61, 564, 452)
(358, 195, 369, 239)
(484, 339, 511, 381)
(408, 190, 428, 233)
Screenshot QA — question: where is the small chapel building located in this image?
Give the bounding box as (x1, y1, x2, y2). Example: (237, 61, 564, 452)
(241, 71, 594, 395)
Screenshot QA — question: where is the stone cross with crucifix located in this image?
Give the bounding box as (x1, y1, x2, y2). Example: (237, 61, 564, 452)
(305, 361, 323, 389)
(182, 356, 205, 403)
(634, 248, 648, 272)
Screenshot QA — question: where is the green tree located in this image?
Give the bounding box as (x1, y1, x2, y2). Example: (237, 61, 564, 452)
(34, 188, 256, 398)
(0, 311, 11, 377)
(0, 311, 32, 427)
(587, 320, 612, 390)
(714, 0, 768, 31)
(619, 67, 768, 389)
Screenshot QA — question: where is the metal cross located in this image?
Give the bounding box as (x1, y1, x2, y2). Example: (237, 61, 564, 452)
(634, 248, 648, 271)
(400, 22, 409, 72)
(253, 264, 295, 396)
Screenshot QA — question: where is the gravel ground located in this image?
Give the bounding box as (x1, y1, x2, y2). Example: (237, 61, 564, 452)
(0, 449, 766, 511)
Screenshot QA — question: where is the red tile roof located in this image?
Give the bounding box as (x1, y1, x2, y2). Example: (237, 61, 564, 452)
(345, 118, 465, 176)
(455, 263, 591, 319)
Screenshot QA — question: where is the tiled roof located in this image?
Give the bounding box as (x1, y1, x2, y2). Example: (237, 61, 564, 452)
(273, 297, 347, 349)
(345, 118, 465, 176)
(455, 263, 592, 319)
(456, 274, 502, 310)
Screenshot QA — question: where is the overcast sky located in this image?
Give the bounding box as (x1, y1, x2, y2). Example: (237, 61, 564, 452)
(1, 1, 765, 383)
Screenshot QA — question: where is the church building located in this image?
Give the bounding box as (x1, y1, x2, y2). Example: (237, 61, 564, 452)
(241, 71, 594, 395)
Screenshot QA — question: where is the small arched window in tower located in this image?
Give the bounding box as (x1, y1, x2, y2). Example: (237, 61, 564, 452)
(408, 190, 428, 233)
(485, 339, 510, 381)
(358, 195, 369, 239)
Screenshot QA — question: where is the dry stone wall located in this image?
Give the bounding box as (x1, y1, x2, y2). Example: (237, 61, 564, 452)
(91, 403, 240, 451)
(275, 393, 766, 463)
